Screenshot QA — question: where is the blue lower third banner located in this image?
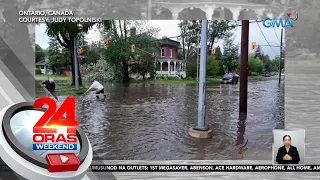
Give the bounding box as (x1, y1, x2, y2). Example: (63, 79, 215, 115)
(33, 143, 77, 150)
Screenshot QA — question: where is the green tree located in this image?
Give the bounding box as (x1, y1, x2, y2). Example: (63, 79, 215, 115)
(214, 46, 222, 60)
(262, 54, 271, 72)
(85, 45, 101, 64)
(254, 45, 264, 59)
(248, 55, 265, 75)
(131, 53, 155, 80)
(49, 47, 71, 75)
(271, 56, 284, 72)
(214, 46, 225, 75)
(221, 36, 239, 73)
(178, 20, 237, 63)
(208, 20, 239, 48)
(206, 55, 220, 77)
(254, 45, 272, 72)
(187, 55, 221, 79)
(186, 62, 197, 78)
(76, 39, 100, 65)
(47, 37, 71, 74)
(35, 44, 46, 63)
(47, 37, 61, 56)
(101, 20, 159, 82)
(178, 20, 201, 62)
(45, 21, 112, 85)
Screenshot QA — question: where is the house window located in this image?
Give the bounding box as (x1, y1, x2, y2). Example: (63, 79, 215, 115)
(170, 48, 173, 58)
(161, 48, 165, 57)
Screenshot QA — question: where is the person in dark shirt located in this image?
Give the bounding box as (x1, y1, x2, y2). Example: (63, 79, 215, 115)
(276, 135, 300, 164)
(41, 78, 58, 100)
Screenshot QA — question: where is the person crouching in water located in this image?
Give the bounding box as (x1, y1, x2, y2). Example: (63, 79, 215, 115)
(41, 78, 58, 100)
(85, 80, 106, 99)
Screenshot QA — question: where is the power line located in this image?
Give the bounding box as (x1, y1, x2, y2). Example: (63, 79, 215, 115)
(255, 21, 278, 55)
(166, 20, 263, 40)
(273, 26, 280, 43)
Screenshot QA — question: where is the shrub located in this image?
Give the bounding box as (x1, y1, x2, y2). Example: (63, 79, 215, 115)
(35, 68, 42, 74)
(81, 59, 123, 83)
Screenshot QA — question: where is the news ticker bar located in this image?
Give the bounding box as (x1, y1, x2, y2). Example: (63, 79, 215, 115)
(88, 165, 320, 172)
(1, 165, 320, 172)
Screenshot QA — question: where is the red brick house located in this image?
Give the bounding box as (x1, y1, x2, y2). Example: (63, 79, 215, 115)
(128, 27, 186, 79)
(155, 37, 186, 78)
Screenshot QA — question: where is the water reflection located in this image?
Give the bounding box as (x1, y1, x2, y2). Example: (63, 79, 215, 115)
(50, 77, 284, 160)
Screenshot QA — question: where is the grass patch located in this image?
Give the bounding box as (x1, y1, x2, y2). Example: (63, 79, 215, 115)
(36, 85, 87, 97)
(248, 75, 264, 81)
(36, 80, 87, 97)
(35, 74, 71, 81)
(35, 74, 265, 96)
(134, 77, 220, 85)
(36, 75, 86, 96)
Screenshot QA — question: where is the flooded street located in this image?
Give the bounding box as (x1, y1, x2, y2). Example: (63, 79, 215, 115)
(58, 77, 284, 160)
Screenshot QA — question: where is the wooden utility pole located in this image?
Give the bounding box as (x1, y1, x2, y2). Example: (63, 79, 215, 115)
(239, 20, 249, 120)
(279, 28, 283, 84)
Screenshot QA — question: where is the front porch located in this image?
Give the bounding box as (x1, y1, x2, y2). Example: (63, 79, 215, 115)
(156, 59, 186, 78)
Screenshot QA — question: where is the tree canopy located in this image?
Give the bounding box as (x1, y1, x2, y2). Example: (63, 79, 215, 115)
(45, 21, 112, 85)
(35, 44, 46, 63)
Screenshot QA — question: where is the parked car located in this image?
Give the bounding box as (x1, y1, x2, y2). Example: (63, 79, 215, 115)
(265, 72, 271, 77)
(232, 72, 239, 77)
(220, 73, 239, 84)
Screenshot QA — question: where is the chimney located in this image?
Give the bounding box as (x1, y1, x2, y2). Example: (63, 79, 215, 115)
(130, 27, 136, 36)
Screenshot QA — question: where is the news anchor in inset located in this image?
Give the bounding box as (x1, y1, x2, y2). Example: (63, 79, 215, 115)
(276, 135, 300, 164)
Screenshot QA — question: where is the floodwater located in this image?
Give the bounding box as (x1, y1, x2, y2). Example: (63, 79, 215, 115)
(55, 77, 284, 160)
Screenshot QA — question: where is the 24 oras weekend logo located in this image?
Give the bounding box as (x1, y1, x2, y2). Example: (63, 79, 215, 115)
(32, 97, 78, 151)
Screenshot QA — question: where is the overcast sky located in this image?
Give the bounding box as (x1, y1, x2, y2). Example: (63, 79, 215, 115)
(36, 20, 284, 59)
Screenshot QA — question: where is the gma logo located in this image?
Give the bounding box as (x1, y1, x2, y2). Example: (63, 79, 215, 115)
(262, 18, 294, 28)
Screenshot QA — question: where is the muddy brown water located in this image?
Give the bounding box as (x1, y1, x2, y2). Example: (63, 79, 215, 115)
(37, 77, 284, 160)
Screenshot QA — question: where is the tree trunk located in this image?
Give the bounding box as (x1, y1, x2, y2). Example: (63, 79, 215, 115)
(78, 60, 82, 85)
(122, 61, 130, 83)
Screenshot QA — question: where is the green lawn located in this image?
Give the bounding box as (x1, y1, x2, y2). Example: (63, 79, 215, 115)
(36, 84, 87, 97)
(36, 75, 87, 96)
(35, 74, 71, 81)
(35, 74, 265, 96)
(136, 77, 221, 84)
(248, 75, 264, 81)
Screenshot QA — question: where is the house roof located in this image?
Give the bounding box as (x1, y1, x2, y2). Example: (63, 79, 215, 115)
(158, 37, 181, 48)
(134, 32, 181, 48)
(35, 60, 49, 66)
